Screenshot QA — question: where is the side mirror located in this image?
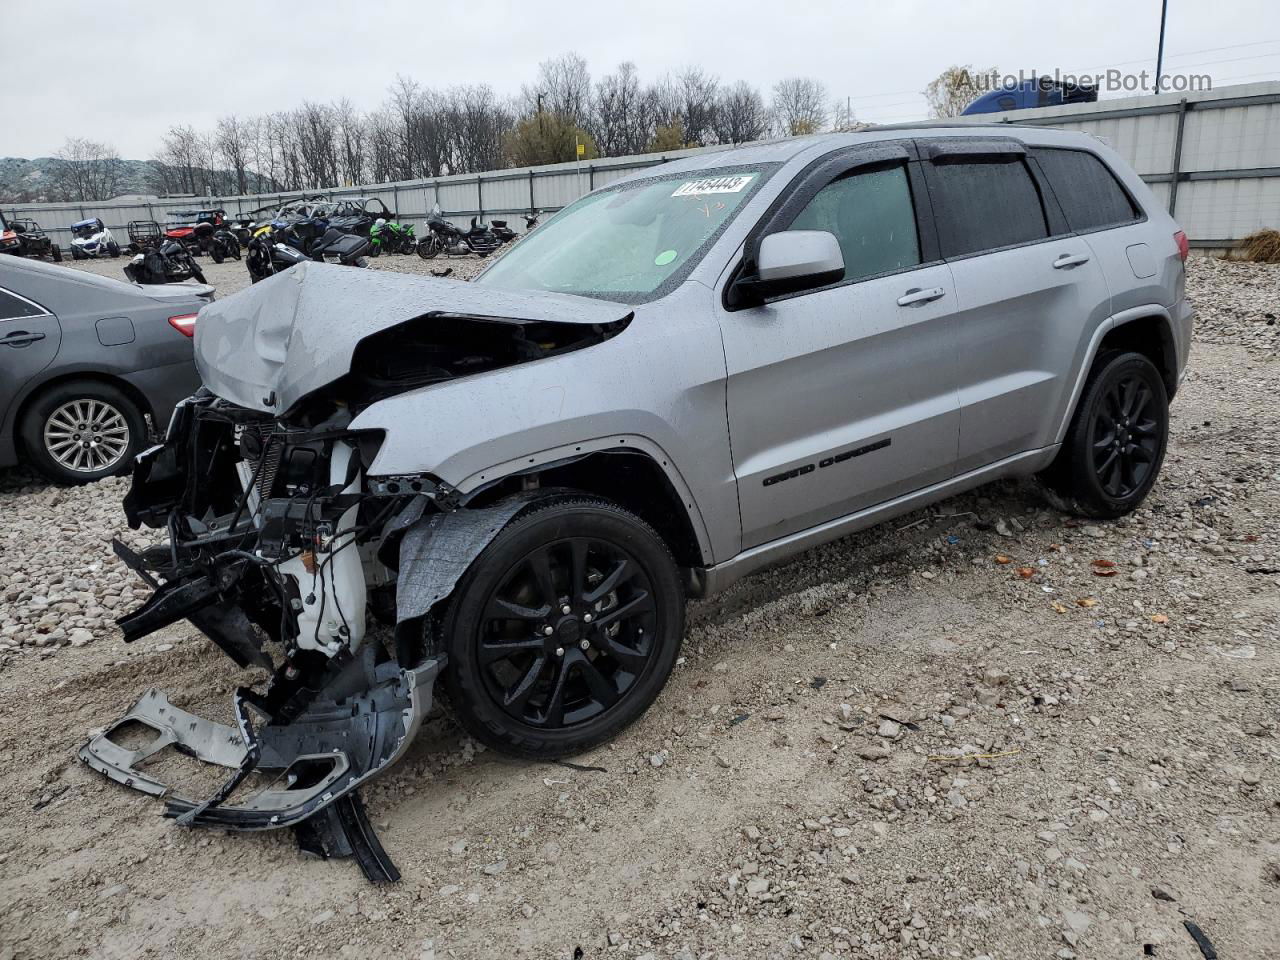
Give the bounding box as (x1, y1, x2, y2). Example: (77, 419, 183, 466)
(731, 230, 844, 306)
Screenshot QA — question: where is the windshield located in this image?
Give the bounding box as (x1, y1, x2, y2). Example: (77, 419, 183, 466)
(73, 222, 99, 238)
(474, 165, 773, 303)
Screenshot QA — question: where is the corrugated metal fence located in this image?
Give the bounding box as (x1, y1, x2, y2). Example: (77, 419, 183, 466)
(6, 82, 1278, 249)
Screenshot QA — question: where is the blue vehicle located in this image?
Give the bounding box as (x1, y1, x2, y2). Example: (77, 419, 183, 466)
(962, 79, 1097, 115)
(70, 217, 120, 259)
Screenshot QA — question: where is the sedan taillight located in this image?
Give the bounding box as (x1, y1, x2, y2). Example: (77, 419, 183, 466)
(168, 313, 197, 337)
(1173, 230, 1189, 261)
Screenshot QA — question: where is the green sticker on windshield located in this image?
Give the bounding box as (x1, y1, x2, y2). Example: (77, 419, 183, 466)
(654, 249, 677, 266)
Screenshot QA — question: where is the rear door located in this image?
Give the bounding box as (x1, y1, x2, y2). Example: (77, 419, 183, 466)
(1031, 146, 1161, 316)
(0, 283, 62, 427)
(919, 139, 1112, 472)
(718, 145, 960, 549)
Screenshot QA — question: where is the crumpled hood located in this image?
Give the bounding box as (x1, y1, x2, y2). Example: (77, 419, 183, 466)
(194, 261, 631, 413)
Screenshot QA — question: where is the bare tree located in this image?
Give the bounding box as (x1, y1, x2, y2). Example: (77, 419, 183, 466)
(714, 81, 769, 144)
(387, 74, 424, 180)
(674, 67, 720, 146)
(332, 99, 367, 185)
(84, 56, 816, 202)
(523, 53, 592, 127)
(593, 62, 652, 156)
(51, 138, 124, 201)
(215, 116, 251, 194)
(294, 102, 339, 188)
(771, 77, 828, 136)
(923, 64, 999, 118)
(829, 97, 866, 132)
(445, 85, 512, 173)
(153, 125, 201, 194)
(366, 108, 400, 183)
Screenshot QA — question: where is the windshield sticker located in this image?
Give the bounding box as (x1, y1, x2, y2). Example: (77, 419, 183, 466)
(671, 175, 755, 197)
(654, 249, 677, 266)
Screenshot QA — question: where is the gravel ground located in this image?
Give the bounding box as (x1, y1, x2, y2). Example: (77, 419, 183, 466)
(0, 256, 1277, 960)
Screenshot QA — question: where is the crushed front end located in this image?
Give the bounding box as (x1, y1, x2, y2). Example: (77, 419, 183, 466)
(81, 393, 452, 882)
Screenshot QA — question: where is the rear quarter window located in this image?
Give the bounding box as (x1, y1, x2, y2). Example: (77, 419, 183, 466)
(928, 158, 1049, 258)
(1034, 148, 1141, 232)
(0, 288, 47, 321)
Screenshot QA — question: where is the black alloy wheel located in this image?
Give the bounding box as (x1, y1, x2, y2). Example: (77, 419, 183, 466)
(1039, 350, 1169, 519)
(478, 536, 658, 729)
(439, 498, 684, 759)
(1091, 372, 1161, 498)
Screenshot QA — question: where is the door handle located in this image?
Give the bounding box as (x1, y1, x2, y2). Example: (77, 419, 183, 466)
(0, 330, 45, 347)
(896, 287, 946, 307)
(1053, 253, 1091, 269)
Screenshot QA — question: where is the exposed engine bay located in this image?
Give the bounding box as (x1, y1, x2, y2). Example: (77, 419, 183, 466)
(80, 265, 633, 882)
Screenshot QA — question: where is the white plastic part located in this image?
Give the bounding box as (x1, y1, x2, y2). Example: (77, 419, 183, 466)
(277, 440, 368, 656)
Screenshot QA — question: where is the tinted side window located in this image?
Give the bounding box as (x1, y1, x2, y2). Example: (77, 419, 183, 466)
(0, 288, 46, 321)
(788, 165, 920, 282)
(1036, 148, 1140, 232)
(929, 159, 1048, 258)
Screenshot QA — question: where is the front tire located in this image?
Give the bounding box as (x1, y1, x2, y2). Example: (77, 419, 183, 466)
(20, 380, 146, 484)
(417, 237, 439, 260)
(1038, 350, 1169, 519)
(438, 498, 685, 760)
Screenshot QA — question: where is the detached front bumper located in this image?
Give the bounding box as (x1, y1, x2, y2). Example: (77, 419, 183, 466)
(80, 652, 443, 883)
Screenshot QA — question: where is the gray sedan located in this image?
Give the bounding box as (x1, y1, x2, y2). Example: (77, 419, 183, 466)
(0, 256, 212, 483)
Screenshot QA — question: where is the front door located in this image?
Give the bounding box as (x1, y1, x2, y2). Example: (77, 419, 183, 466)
(717, 157, 960, 550)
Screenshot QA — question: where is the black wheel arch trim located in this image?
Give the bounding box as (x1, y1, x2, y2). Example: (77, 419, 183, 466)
(443, 435, 715, 568)
(1054, 304, 1180, 446)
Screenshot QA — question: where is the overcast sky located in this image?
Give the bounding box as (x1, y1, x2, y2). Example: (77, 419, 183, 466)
(3, 0, 1278, 159)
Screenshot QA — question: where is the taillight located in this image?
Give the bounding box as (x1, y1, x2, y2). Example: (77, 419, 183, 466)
(1173, 230, 1189, 261)
(168, 313, 197, 337)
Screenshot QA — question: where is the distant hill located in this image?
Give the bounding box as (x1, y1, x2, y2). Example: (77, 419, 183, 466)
(0, 157, 280, 205)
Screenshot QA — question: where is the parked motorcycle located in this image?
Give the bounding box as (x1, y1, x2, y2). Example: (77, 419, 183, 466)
(416, 206, 499, 259)
(70, 218, 121, 259)
(368, 217, 416, 256)
(488, 219, 517, 245)
(123, 237, 206, 285)
(200, 222, 242, 264)
(245, 222, 370, 283)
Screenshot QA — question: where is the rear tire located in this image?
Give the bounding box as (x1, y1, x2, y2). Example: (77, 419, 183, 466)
(108, 242, 120, 258)
(189, 261, 206, 284)
(1037, 350, 1168, 519)
(437, 498, 685, 760)
(210, 245, 225, 264)
(20, 380, 147, 484)
(51, 245, 63, 262)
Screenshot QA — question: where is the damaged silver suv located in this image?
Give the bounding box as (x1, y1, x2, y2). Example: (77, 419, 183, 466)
(84, 127, 1192, 879)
